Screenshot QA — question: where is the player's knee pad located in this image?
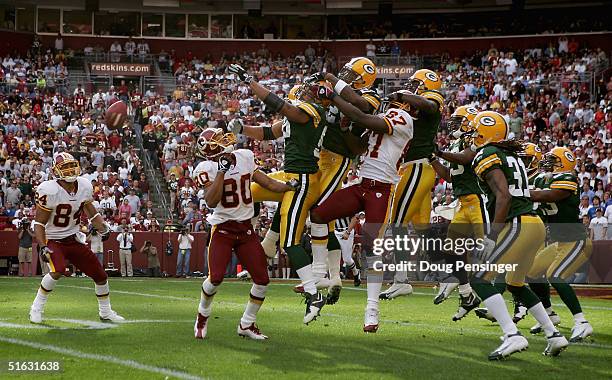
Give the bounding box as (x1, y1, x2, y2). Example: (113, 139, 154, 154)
(327, 232, 341, 251)
(310, 223, 328, 244)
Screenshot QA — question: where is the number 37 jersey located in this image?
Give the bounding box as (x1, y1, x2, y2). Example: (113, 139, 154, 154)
(35, 177, 93, 240)
(193, 149, 257, 226)
(359, 108, 413, 184)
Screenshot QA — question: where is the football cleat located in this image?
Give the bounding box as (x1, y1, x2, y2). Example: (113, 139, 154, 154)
(544, 331, 569, 356)
(512, 300, 528, 324)
(379, 281, 413, 300)
(293, 284, 305, 294)
(488, 332, 529, 360)
(303, 292, 326, 325)
(326, 284, 342, 305)
(475, 308, 497, 323)
(434, 282, 459, 305)
(569, 321, 593, 343)
(237, 323, 269, 340)
(29, 307, 43, 324)
(194, 312, 208, 339)
(363, 308, 379, 333)
(99, 310, 125, 323)
(452, 293, 481, 321)
(530, 311, 561, 334)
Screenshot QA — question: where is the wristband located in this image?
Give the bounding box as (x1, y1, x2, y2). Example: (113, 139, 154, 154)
(334, 80, 349, 95)
(263, 127, 276, 141)
(32, 221, 46, 229)
(263, 92, 285, 113)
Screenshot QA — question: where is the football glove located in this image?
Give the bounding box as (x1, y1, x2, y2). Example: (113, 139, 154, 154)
(305, 72, 326, 84)
(313, 83, 336, 101)
(218, 154, 235, 173)
(99, 223, 112, 241)
(38, 245, 53, 263)
(285, 178, 301, 192)
(228, 64, 253, 84)
(228, 118, 244, 135)
(477, 237, 497, 262)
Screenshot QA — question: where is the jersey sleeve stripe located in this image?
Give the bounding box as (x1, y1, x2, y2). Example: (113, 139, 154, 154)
(297, 103, 321, 127)
(474, 155, 501, 176)
(36, 203, 52, 211)
(362, 94, 381, 110)
(550, 182, 578, 191)
(382, 117, 393, 135)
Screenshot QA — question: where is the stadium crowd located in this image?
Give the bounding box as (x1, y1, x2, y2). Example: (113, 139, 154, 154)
(0, 35, 611, 278)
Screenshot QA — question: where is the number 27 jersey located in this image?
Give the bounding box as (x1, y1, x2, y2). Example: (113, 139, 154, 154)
(193, 149, 257, 226)
(359, 108, 413, 184)
(35, 177, 93, 240)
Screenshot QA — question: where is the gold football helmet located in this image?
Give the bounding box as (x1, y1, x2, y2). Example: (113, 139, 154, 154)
(52, 152, 81, 183)
(448, 105, 479, 138)
(405, 69, 442, 95)
(540, 147, 576, 174)
(288, 84, 300, 101)
(518, 142, 542, 177)
(338, 57, 377, 89)
(470, 111, 509, 149)
(195, 128, 236, 159)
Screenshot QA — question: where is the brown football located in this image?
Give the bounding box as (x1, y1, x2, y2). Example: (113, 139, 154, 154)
(105, 101, 128, 130)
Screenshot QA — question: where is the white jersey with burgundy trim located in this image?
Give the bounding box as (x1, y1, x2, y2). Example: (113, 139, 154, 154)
(35, 177, 93, 240)
(359, 108, 414, 184)
(192, 149, 258, 226)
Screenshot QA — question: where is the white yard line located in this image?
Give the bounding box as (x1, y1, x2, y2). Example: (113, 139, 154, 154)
(0, 336, 206, 380)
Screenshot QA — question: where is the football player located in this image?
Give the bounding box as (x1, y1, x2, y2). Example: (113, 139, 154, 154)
(192, 128, 298, 339)
(429, 105, 484, 320)
(310, 89, 415, 333)
(228, 63, 329, 324)
(380, 69, 445, 300)
(30, 152, 123, 324)
(526, 147, 593, 342)
(469, 111, 568, 359)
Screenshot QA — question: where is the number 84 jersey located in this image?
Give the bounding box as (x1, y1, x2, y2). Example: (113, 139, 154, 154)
(35, 177, 93, 240)
(193, 149, 257, 226)
(472, 145, 534, 222)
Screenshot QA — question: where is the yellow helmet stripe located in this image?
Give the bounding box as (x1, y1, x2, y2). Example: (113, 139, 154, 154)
(474, 154, 501, 177)
(361, 94, 381, 110)
(297, 103, 321, 128)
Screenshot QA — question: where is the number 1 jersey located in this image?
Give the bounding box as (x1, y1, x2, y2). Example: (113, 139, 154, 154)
(35, 177, 93, 240)
(193, 149, 257, 226)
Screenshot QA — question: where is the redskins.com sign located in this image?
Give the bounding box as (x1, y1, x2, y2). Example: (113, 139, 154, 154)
(90, 63, 151, 76)
(376, 65, 415, 79)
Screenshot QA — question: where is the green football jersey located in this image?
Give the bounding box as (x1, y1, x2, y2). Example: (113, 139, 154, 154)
(448, 138, 482, 197)
(322, 89, 381, 159)
(472, 145, 534, 222)
(402, 90, 443, 162)
(533, 172, 586, 242)
(282, 101, 327, 174)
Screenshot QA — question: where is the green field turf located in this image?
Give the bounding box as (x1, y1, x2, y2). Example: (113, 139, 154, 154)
(0, 277, 611, 380)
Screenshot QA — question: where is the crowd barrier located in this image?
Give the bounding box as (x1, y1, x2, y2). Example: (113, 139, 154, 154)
(1, 231, 611, 282)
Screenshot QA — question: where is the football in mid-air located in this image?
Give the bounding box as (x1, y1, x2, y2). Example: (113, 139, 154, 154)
(105, 101, 128, 129)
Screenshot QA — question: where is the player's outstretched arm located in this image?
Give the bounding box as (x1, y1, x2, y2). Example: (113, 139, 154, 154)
(331, 95, 389, 134)
(308, 72, 370, 112)
(252, 170, 300, 193)
(430, 159, 452, 182)
(230, 119, 283, 141)
(393, 92, 438, 115)
(438, 147, 476, 165)
(484, 169, 511, 240)
(530, 188, 571, 203)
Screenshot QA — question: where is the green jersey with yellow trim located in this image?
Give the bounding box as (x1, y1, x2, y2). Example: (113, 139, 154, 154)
(402, 90, 444, 162)
(535, 172, 585, 241)
(322, 89, 381, 159)
(472, 145, 534, 222)
(449, 138, 482, 196)
(283, 101, 327, 174)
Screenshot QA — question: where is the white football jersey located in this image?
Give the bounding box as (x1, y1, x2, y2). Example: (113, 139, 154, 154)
(192, 149, 257, 226)
(359, 108, 414, 184)
(35, 177, 93, 240)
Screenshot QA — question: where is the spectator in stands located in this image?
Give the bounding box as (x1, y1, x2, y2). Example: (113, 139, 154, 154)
(125, 37, 136, 58)
(110, 41, 122, 62)
(54, 33, 63, 52)
(140, 240, 160, 277)
(116, 222, 134, 277)
(137, 40, 150, 61)
(176, 228, 194, 277)
(366, 39, 376, 57)
(17, 218, 33, 276)
(589, 208, 608, 240)
(124, 188, 141, 216)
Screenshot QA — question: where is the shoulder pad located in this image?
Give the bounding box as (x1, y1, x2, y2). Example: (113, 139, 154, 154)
(36, 180, 60, 196)
(421, 90, 445, 112)
(297, 102, 323, 127)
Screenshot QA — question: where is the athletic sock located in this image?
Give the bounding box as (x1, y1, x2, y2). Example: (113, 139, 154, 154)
(573, 312, 587, 324)
(261, 230, 280, 257)
(95, 282, 111, 315)
(310, 223, 329, 279)
(240, 284, 267, 326)
(366, 256, 382, 310)
(32, 274, 57, 310)
(458, 284, 472, 297)
(528, 303, 558, 336)
(551, 280, 583, 316)
(349, 262, 359, 276)
(483, 293, 518, 335)
(199, 278, 218, 316)
(296, 266, 317, 295)
(393, 250, 409, 283)
(327, 249, 342, 283)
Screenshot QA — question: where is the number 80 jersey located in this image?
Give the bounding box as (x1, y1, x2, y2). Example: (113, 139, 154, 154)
(35, 177, 93, 240)
(193, 149, 257, 226)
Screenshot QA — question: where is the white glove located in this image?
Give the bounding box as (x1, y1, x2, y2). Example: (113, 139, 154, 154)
(228, 118, 244, 135)
(478, 237, 497, 262)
